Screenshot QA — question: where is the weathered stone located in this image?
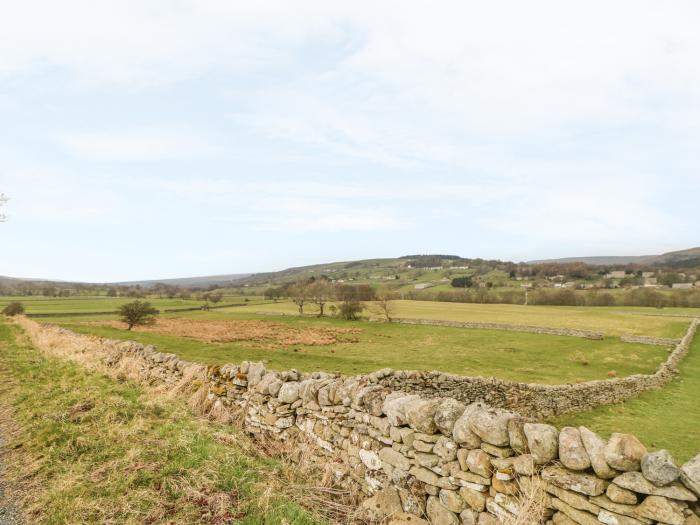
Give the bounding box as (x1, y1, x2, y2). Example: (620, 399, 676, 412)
(387, 513, 430, 525)
(359, 486, 404, 521)
(399, 487, 426, 516)
(247, 362, 266, 387)
(477, 512, 499, 525)
(604, 434, 647, 472)
(435, 398, 467, 436)
(480, 443, 513, 458)
(492, 476, 519, 496)
(580, 427, 619, 479)
(606, 484, 637, 505)
(440, 489, 466, 513)
(507, 416, 532, 454)
(466, 449, 492, 478)
(514, 454, 535, 476)
(460, 487, 487, 511)
(277, 382, 300, 404)
(459, 508, 479, 525)
(642, 449, 680, 487)
(613, 472, 697, 501)
(457, 448, 469, 471)
(560, 427, 592, 471)
(589, 495, 641, 520)
(405, 398, 441, 434)
(434, 436, 458, 462)
(545, 483, 601, 514)
(414, 440, 434, 453)
(552, 512, 578, 525)
(551, 497, 601, 525)
(681, 453, 700, 497)
(453, 411, 483, 448)
(415, 452, 440, 468)
(427, 496, 460, 525)
(451, 470, 491, 486)
(542, 466, 607, 496)
(598, 510, 647, 525)
(379, 447, 411, 471)
(635, 495, 684, 525)
(468, 407, 513, 446)
(410, 465, 442, 486)
(384, 393, 422, 426)
(359, 449, 382, 470)
(524, 423, 559, 464)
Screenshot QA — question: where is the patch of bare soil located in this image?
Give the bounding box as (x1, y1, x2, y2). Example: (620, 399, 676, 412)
(86, 318, 362, 349)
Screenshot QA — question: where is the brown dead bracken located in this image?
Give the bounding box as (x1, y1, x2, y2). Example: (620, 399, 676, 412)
(86, 318, 361, 349)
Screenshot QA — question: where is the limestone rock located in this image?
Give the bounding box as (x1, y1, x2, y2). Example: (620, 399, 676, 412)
(405, 398, 441, 434)
(606, 484, 637, 505)
(460, 487, 487, 512)
(477, 512, 499, 525)
(604, 434, 647, 472)
(579, 426, 619, 479)
(641, 449, 680, 487)
(466, 449, 492, 478)
(439, 489, 466, 513)
(545, 483, 601, 514)
(435, 436, 459, 462)
(359, 449, 382, 470)
(387, 513, 429, 525)
(468, 406, 513, 447)
(514, 454, 535, 476)
(277, 382, 301, 404)
(597, 509, 647, 525)
(426, 496, 460, 525)
(551, 497, 601, 525)
(453, 409, 483, 448)
(524, 423, 559, 464)
(459, 509, 479, 525)
(635, 495, 684, 525)
(384, 393, 422, 427)
(434, 398, 467, 436)
(507, 416, 532, 454)
(379, 447, 411, 471)
(359, 487, 404, 520)
(681, 453, 700, 497)
(559, 427, 591, 471)
(542, 466, 607, 496)
(613, 471, 697, 501)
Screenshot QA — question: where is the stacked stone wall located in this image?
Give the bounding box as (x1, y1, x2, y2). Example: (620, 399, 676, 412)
(14, 317, 700, 525)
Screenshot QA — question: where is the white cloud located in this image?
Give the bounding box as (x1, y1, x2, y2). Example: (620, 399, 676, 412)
(59, 127, 217, 161)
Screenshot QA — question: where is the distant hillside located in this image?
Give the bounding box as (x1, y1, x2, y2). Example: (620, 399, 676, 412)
(112, 273, 251, 288)
(530, 247, 700, 266)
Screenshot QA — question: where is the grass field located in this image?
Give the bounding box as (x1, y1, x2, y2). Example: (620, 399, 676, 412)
(52, 311, 668, 384)
(0, 295, 268, 314)
(552, 332, 700, 463)
(232, 299, 693, 338)
(0, 319, 330, 524)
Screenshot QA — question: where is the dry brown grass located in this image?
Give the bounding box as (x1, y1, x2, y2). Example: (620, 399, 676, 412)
(85, 318, 362, 348)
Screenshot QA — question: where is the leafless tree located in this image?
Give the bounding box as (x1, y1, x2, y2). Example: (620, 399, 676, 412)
(290, 280, 311, 315)
(309, 280, 333, 317)
(373, 287, 398, 322)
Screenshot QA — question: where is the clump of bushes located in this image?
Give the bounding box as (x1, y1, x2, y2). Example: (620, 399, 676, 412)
(338, 301, 364, 321)
(2, 301, 25, 316)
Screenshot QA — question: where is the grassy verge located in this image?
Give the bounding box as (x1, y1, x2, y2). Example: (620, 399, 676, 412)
(0, 319, 329, 524)
(53, 314, 667, 384)
(552, 333, 700, 463)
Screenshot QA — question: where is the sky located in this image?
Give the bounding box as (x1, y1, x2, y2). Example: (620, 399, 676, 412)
(1, 1, 699, 282)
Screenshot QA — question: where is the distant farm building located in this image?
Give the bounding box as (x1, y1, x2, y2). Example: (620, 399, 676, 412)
(605, 270, 627, 279)
(672, 283, 693, 289)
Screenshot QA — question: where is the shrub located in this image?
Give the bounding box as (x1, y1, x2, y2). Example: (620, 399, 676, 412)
(118, 301, 159, 330)
(2, 301, 24, 316)
(338, 301, 364, 320)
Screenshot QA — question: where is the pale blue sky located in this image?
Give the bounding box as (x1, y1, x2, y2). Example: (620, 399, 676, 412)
(1, 1, 699, 282)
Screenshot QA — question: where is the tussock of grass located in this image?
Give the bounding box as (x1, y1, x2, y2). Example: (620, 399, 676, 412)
(0, 320, 340, 524)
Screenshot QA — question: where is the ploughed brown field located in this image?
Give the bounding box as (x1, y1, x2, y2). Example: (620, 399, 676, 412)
(84, 318, 361, 348)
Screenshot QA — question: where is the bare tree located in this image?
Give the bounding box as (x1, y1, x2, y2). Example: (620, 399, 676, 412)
(0, 193, 8, 222)
(289, 280, 310, 315)
(373, 287, 398, 322)
(309, 280, 333, 317)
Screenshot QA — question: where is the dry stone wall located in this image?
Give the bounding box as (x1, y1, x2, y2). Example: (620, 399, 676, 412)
(15, 317, 700, 525)
(391, 318, 606, 340)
